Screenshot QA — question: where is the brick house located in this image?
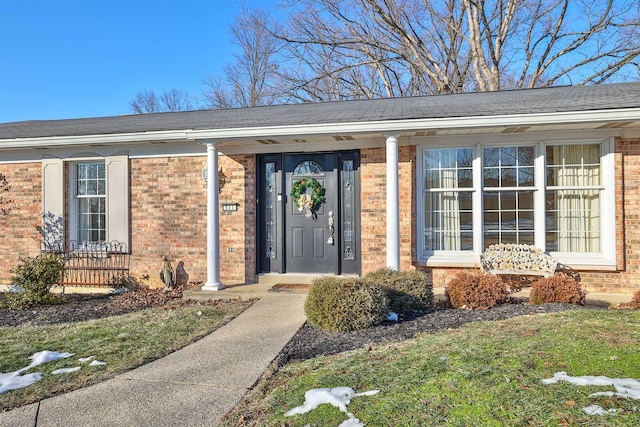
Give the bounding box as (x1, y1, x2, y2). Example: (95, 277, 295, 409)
(1, 83, 640, 294)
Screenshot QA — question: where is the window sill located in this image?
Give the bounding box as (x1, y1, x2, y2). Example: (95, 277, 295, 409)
(552, 253, 617, 271)
(421, 252, 480, 268)
(420, 252, 617, 271)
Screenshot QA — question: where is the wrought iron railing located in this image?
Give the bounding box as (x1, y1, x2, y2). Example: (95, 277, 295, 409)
(43, 240, 130, 287)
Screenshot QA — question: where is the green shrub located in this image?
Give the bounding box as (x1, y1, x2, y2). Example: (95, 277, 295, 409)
(446, 271, 510, 310)
(529, 274, 586, 305)
(362, 268, 434, 314)
(304, 276, 389, 332)
(3, 254, 65, 308)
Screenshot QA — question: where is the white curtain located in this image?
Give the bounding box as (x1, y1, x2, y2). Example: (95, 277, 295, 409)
(441, 149, 461, 250)
(554, 145, 600, 252)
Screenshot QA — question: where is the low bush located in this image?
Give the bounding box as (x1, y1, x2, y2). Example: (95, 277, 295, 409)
(107, 273, 147, 291)
(630, 289, 640, 309)
(304, 276, 389, 332)
(446, 271, 510, 310)
(362, 268, 434, 314)
(3, 254, 65, 308)
(529, 274, 586, 305)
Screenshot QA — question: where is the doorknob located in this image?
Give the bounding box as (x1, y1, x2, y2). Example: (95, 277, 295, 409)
(327, 210, 335, 245)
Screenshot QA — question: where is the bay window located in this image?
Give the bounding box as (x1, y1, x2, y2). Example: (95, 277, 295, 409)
(419, 139, 614, 268)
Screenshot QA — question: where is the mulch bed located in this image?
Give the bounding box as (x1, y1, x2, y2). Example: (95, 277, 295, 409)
(0, 285, 232, 327)
(275, 301, 594, 366)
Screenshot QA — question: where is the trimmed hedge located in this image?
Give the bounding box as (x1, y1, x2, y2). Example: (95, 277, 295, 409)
(362, 268, 434, 314)
(304, 276, 389, 332)
(529, 274, 586, 305)
(446, 271, 510, 310)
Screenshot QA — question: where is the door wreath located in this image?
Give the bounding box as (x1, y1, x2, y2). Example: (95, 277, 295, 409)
(291, 177, 325, 218)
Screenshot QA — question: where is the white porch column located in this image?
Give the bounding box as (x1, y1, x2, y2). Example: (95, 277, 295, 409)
(203, 142, 225, 290)
(385, 133, 400, 271)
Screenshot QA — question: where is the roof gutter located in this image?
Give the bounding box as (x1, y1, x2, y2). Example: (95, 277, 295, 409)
(0, 130, 191, 150)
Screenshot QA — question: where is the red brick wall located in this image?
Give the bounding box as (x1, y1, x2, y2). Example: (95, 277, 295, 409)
(0, 162, 42, 284)
(130, 154, 256, 288)
(218, 154, 257, 285)
(360, 146, 416, 274)
(129, 156, 207, 287)
(578, 138, 640, 294)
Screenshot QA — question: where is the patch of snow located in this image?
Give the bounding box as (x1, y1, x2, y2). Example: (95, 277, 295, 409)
(542, 372, 640, 416)
(0, 351, 87, 395)
(78, 356, 96, 363)
(52, 367, 81, 375)
(0, 372, 43, 395)
(27, 351, 74, 370)
(285, 386, 379, 427)
(387, 312, 398, 322)
(89, 360, 107, 366)
(583, 405, 619, 416)
(338, 416, 365, 427)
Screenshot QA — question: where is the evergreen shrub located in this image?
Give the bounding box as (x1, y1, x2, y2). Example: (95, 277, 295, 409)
(304, 276, 389, 332)
(529, 273, 586, 305)
(3, 254, 65, 308)
(362, 268, 434, 314)
(446, 271, 510, 310)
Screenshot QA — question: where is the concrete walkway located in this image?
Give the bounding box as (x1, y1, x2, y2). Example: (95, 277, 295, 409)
(0, 284, 307, 427)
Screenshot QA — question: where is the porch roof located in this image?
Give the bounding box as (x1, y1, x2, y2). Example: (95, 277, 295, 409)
(1, 82, 640, 145)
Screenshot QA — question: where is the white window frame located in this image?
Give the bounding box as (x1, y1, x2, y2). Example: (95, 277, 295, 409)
(69, 161, 106, 244)
(417, 137, 616, 270)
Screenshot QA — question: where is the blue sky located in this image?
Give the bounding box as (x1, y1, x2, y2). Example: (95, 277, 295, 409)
(0, 0, 277, 123)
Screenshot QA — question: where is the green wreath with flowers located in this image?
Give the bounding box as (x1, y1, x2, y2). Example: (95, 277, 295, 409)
(290, 177, 325, 217)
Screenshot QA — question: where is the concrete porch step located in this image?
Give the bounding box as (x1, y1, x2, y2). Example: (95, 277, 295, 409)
(256, 273, 324, 285)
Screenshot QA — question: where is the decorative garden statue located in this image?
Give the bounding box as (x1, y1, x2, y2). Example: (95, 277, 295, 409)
(160, 255, 176, 290)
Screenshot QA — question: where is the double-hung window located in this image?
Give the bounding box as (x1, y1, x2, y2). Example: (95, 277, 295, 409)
(482, 146, 535, 246)
(545, 143, 602, 253)
(75, 162, 106, 243)
(423, 148, 474, 251)
(418, 139, 615, 268)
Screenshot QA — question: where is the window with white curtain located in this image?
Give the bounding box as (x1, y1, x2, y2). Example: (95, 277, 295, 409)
(545, 143, 601, 253)
(423, 148, 473, 251)
(483, 146, 535, 246)
(419, 139, 612, 266)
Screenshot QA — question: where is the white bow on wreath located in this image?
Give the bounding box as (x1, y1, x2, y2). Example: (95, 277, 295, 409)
(297, 194, 314, 218)
(290, 177, 325, 219)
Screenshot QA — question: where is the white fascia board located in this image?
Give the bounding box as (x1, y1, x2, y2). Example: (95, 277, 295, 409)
(186, 108, 640, 141)
(0, 130, 191, 150)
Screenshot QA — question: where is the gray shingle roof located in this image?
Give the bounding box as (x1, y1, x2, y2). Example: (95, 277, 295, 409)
(1, 82, 640, 140)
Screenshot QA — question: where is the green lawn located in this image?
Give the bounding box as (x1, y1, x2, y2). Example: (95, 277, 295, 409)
(0, 299, 253, 410)
(223, 309, 640, 427)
